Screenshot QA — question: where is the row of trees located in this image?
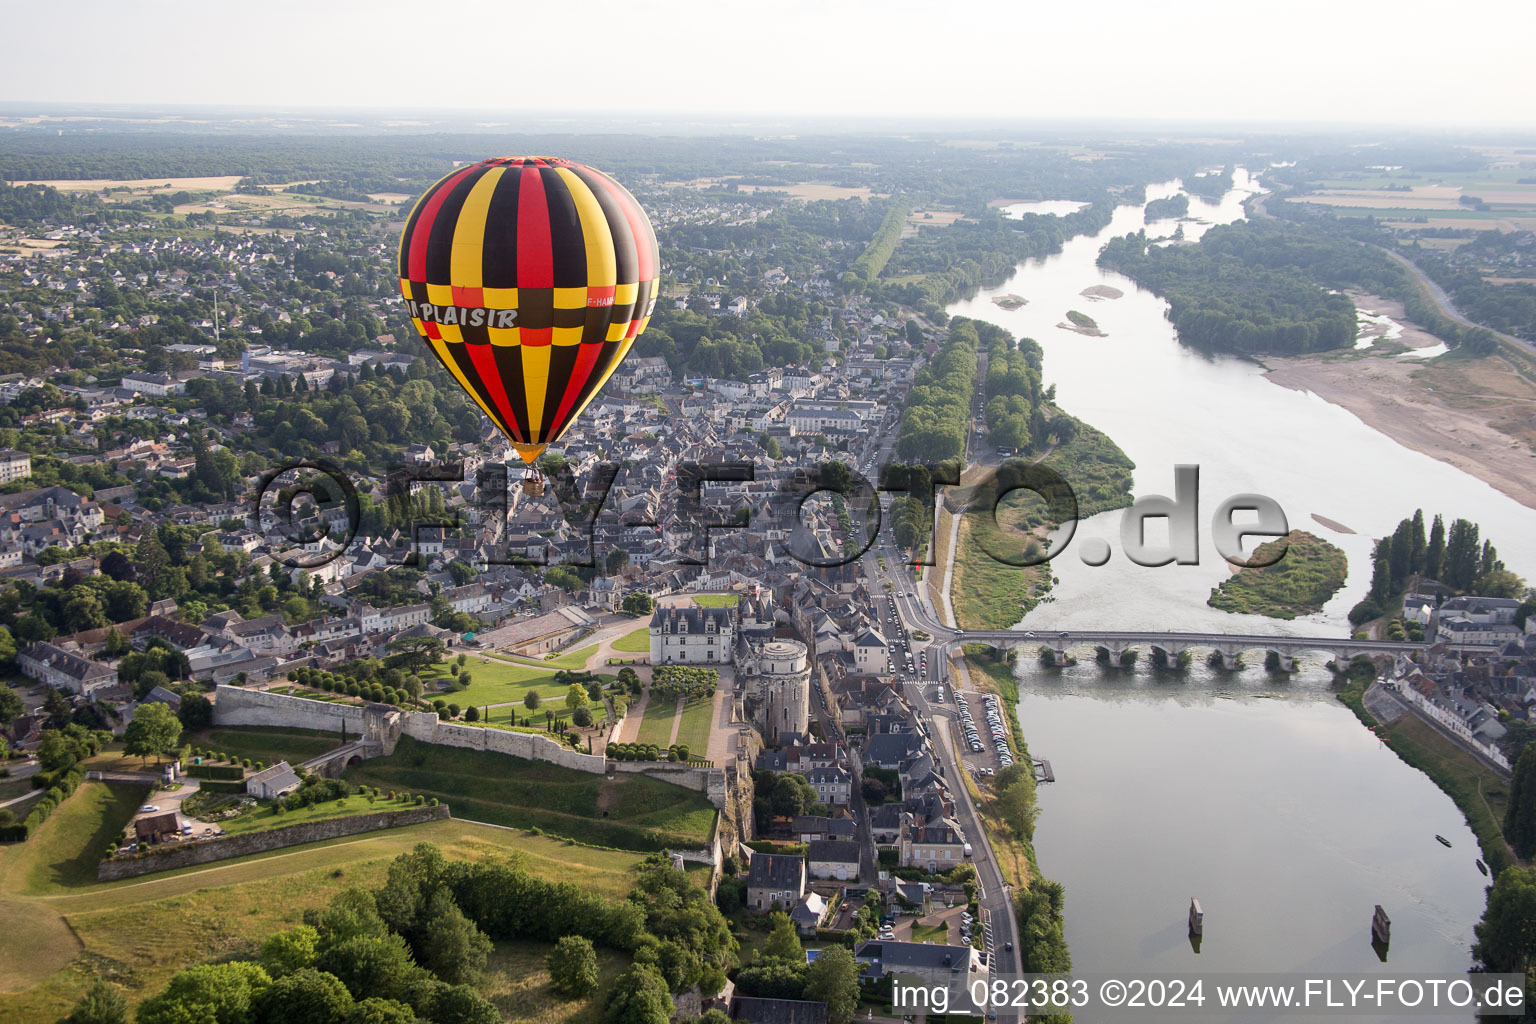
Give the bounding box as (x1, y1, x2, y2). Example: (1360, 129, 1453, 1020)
(1352, 508, 1521, 624)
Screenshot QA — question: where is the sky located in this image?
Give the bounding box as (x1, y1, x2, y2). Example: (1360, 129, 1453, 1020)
(3, 0, 1533, 128)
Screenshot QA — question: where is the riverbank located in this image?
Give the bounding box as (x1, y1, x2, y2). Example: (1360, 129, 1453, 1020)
(1337, 675, 1517, 874)
(1263, 294, 1536, 512)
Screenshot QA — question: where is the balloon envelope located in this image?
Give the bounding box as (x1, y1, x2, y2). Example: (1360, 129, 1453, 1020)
(397, 156, 659, 462)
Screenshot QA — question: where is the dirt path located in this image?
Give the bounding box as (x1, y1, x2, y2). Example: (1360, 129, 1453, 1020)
(665, 696, 685, 746)
(616, 686, 651, 743)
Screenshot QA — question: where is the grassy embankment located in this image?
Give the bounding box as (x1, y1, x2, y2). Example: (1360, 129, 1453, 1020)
(424, 658, 608, 726)
(1207, 530, 1348, 620)
(952, 421, 1134, 629)
(187, 726, 346, 764)
(958, 648, 1036, 887)
(0, 776, 645, 1024)
(1337, 675, 1516, 873)
(343, 736, 716, 851)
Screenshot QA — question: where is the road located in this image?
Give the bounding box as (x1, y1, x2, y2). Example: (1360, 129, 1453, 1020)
(1375, 246, 1536, 359)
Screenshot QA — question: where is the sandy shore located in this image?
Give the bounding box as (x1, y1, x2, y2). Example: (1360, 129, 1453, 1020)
(1265, 355, 1536, 511)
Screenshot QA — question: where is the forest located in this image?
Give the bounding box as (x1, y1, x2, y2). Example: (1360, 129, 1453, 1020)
(1098, 220, 1369, 355)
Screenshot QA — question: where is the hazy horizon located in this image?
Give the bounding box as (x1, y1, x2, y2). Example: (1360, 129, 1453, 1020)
(3, 0, 1533, 129)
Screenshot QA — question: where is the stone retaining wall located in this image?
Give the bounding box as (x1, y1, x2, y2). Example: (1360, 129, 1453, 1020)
(96, 805, 449, 881)
(214, 685, 366, 731)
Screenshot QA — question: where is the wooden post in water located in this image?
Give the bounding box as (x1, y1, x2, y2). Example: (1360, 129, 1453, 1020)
(1371, 905, 1391, 961)
(1188, 897, 1204, 953)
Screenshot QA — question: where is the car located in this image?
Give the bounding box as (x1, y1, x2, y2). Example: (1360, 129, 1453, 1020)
(140, 805, 160, 813)
(1004, 942, 1013, 952)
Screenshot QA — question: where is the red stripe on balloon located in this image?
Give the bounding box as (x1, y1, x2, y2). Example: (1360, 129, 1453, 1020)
(407, 165, 479, 282)
(465, 342, 525, 443)
(516, 162, 554, 289)
(547, 342, 603, 437)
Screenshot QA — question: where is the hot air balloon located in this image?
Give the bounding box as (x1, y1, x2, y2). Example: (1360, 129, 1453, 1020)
(398, 156, 659, 494)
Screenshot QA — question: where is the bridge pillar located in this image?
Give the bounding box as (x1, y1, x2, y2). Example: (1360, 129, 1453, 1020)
(1221, 650, 1242, 671)
(1097, 643, 1132, 669)
(1272, 652, 1296, 673)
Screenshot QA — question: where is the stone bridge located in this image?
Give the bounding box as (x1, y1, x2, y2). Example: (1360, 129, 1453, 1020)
(928, 629, 1455, 672)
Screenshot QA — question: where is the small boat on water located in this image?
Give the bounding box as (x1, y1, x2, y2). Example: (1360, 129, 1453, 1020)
(1436, 835, 1452, 848)
(1476, 860, 1488, 876)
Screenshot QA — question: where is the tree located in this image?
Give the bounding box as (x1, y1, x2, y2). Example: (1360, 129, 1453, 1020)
(123, 701, 182, 765)
(259, 925, 320, 978)
(387, 636, 445, 673)
(603, 963, 674, 1024)
(0, 685, 22, 727)
(1425, 513, 1446, 580)
(342, 998, 417, 1024)
(565, 683, 589, 711)
(762, 911, 803, 961)
(1472, 865, 1536, 1006)
(59, 981, 128, 1024)
(572, 705, 594, 728)
(1477, 568, 1526, 600)
(547, 935, 599, 997)
(1506, 744, 1536, 860)
(103, 625, 130, 657)
(255, 968, 354, 1024)
(316, 933, 416, 1003)
(178, 692, 214, 731)
(418, 890, 492, 985)
(135, 962, 272, 1024)
(621, 592, 654, 616)
(426, 985, 500, 1024)
(525, 689, 541, 711)
(802, 945, 859, 1024)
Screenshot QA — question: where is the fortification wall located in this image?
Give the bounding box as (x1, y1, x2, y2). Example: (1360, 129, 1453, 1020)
(401, 715, 607, 773)
(213, 685, 365, 731)
(97, 805, 448, 881)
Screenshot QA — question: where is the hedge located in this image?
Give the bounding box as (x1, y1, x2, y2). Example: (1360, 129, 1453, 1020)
(188, 763, 245, 781)
(0, 765, 84, 843)
(198, 779, 248, 795)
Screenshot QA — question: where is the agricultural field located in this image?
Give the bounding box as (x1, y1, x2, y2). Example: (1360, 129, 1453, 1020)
(342, 737, 716, 851)
(0, 778, 646, 1024)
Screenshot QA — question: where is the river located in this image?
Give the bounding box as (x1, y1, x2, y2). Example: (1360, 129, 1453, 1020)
(945, 172, 1522, 1020)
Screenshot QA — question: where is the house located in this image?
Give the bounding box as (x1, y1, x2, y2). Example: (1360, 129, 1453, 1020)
(790, 892, 828, 935)
(863, 732, 921, 770)
(806, 764, 853, 806)
(650, 599, 738, 665)
(19, 641, 118, 696)
(134, 812, 182, 844)
(807, 840, 861, 881)
(855, 939, 987, 1007)
(853, 628, 888, 675)
(899, 817, 967, 872)
(729, 997, 828, 1024)
(745, 851, 807, 912)
(887, 881, 933, 916)
(0, 449, 31, 484)
(495, 605, 594, 655)
(121, 372, 184, 397)
(792, 815, 856, 843)
(245, 761, 301, 800)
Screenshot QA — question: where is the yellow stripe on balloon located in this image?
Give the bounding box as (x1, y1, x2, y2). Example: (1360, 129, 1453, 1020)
(450, 165, 505, 288)
(521, 344, 552, 442)
(555, 166, 617, 289)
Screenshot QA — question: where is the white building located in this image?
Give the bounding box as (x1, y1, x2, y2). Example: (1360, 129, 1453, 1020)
(854, 628, 889, 675)
(0, 449, 31, 484)
(650, 599, 738, 665)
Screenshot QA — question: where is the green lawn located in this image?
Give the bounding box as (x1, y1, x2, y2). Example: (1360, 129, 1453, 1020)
(909, 921, 950, 943)
(612, 625, 652, 653)
(343, 737, 716, 851)
(189, 726, 348, 765)
(482, 699, 607, 728)
(487, 644, 599, 671)
(214, 793, 422, 836)
(691, 594, 740, 608)
(634, 694, 680, 747)
(673, 697, 714, 758)
(426, 657, 559, 707)
(0, 811, 647, 1024)
(14, 781, 149, 894)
